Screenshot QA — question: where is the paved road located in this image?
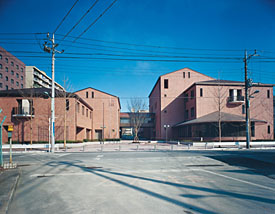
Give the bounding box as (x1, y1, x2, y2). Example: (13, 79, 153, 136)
(4, 150, 275, 214)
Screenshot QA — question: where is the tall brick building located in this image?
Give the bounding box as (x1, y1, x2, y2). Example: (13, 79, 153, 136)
(0, 46, 25, 90)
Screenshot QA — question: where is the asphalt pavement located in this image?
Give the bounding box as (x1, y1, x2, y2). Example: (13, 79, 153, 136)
(1, 149, 275, 214)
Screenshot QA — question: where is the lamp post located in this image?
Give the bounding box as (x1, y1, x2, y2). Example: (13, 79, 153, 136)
(164, 125, 170, 142)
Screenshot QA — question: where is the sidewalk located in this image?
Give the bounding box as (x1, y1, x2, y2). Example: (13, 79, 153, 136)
(0, 168, 20, 214)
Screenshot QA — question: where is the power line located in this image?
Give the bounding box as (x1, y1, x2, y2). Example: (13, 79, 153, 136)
(53, 0, 80, 34)
(59, 0, 100, 44)
(72, 0, 117, 43)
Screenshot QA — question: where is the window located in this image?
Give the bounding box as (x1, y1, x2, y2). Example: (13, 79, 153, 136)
(82, 106, 84, 115)
(6, 76, 8, 81)
(21, 84, 23, 89)
(185, 110, 189, 120)
(0, 83, 2, 88)
(11, 61, 14, 66)
(91, 91, 94, 98)
(242, 105, 245, 114)
(200, 88, 203, 97)
(66, 99, 69, 111)
(86, 91, 89, 98)
(267, 90, 270, 98)
(268, 125, 271, 134)
(188, 72, 190, 78)
(5, 58, 8, 63)
(5, 67, 8, 72)
(251, 122, 255, 137)
(0, 73, 2, 79)
(16, 65, 19, 69)
(6, 85, 8, 90)
(90, 111, 92, 119)
(77, 102, 80, 113)
(16, 73, 19, 78)
(184, 93, 189, 102)
(11, 70, 14, 75)
(191, 90, 194, 99)
(164, 79, 168, 89)
(183, 72, 185, 78)
(191, 107, 195, 117)
(0, 64, 2, 69)
(86, 109, 88, 117)
(0, 54, 2, 59)
(16, 81, 19, 86)
(21, 76, 23, 80)
(11, 79, 14, 84)
(21, 68, 23, 72)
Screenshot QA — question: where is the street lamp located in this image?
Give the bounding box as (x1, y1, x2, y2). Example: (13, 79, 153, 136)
(164, 125, 170, 142)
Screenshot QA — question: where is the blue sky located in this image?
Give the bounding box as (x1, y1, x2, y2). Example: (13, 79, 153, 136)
(0, 0, 274, 111)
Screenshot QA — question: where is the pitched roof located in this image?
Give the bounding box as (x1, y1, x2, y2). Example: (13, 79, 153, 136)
(195, 79, 274, 87)
(174, 111, 266, 127)
(148, 67, 214, 97)
(74, 87, 121, 109)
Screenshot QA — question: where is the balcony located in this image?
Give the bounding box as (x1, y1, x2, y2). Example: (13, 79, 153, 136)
(227, 96, 245, 104)
(12, 107, 35, 118)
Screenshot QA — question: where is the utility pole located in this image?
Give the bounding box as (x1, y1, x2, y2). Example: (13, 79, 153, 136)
(244, 50, 259, 149)
(43, 33, 63, 153)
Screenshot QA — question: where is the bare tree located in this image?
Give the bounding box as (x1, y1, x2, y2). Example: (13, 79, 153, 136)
(127, 98, 147, 142)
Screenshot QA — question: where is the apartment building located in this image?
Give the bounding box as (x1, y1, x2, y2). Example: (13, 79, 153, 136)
(149, 68, 274, 141)
(149, 68, 214, 139)
(25, 66, 64, 91)
(75, 87, 120, 140)
(0, 88, 93, 144)
(0, 46, 25, 90)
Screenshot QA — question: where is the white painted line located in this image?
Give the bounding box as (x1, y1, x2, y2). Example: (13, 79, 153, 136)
(200, 169, 275, 191)
(97, 155, 103, 158)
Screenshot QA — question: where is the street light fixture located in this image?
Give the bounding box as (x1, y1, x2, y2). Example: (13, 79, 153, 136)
(164, 125, 170, 143)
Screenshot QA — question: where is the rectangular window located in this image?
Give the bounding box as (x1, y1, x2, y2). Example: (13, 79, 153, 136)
(77, 103, 80, 113)
(242, 105, 245, 114)
(268, 125, 270, 134)
(0, 64, 2, 69)
(191, 90, 194, 99)
(16, 81, 19, 86)
(82, 106, 84, 115)
(11, 61, 14, 66)
(21, 84, 23, 89)
(11, 70, 14, 75)
(0, 83, 2, 88)
(11, 79, 14, 84)
(200, 88, 203, 97)
(0, 73, 2, 78)
(267, 90, 270, 98)
(183, 72, 185, 78)
(185, 93, 188, 102)
(86, 109, 88, 117)
(66, 99, 69, 111)
(5, 58, 8, 63)
(185, 110, 189, 120)
(16, 73, 19, 78)
(21, 68, 23, 72)
(6, 85, 8, 90)
(251, 122, 255, 137)
(6, 76, 8, 81)
(191, 107, 195, 117)
(164, 79, 168, 89)
(86, 91, 89, 98)
(91, 91, 94, 98)
(16, 65, 19, 69)
(6, 67, 8, 72)
(90, 111, 92, 119)
(188, 72, 190, 78)
(0, 54, 2, 59)
(21, 76, 23, 80)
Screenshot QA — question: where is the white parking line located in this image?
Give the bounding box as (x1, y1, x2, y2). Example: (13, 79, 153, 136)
(200, 169, 275, 191)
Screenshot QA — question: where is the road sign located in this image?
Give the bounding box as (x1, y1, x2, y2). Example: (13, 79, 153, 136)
(8, 125, 13, 132)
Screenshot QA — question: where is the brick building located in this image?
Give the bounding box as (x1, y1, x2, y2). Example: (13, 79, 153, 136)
(0, 46, 25, 90)
(149, 68, 274, 141)
(0, 88, 93, 144)
(75, 87, 120, 140)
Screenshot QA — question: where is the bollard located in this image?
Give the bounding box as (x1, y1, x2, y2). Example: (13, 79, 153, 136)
(205, 143, 208, 149)
(171, 145, 173, 151)
(83, 145, 85, 152)
(178, 141, 180, 145)
(136, 145, 139, 151)
(101, 145, 103, 152)
(188, 144, 190, 150)
(119, 145, 121, 151)
(154, 145, 157, 151)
